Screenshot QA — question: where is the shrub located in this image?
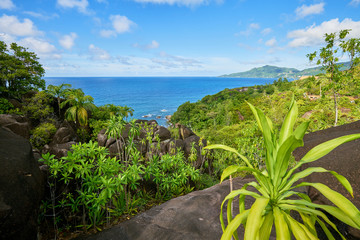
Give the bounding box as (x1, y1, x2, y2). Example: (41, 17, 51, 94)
(30, 122, 57, 149)
(23, 91, 54, 121)
(0, 98, 14, 114)
(206, 97, 360, 240)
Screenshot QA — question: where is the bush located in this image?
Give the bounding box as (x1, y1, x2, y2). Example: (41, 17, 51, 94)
(23, 91, 54, 121)
(0, 98, 14, 114)
(30, 122, 57, 149)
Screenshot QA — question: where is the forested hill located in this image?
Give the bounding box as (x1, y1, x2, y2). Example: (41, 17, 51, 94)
(220, 62, 350, 78)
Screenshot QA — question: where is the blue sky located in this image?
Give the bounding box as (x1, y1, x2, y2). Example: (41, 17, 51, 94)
(1, 0, 360, 77)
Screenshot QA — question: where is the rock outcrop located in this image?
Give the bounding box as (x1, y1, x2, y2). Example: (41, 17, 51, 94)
(78, 177, 275, 240)
(293, 120, 360, 239)
(0, 114, 30, 139)
(0, 127, 44, 240)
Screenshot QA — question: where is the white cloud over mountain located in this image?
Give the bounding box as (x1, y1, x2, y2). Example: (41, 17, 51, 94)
(287, 18, 360, 47)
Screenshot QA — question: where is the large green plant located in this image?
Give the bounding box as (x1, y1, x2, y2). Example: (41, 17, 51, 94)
(205, 98, 360, 240)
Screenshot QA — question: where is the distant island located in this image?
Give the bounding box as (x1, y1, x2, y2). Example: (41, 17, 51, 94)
(219, 62, 350, 79)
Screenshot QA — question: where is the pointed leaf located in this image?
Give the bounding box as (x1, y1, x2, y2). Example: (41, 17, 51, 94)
(244, 198, 269, 240)
(273, 207, 291, 240)
(279, 96, 297, 145)
(204, 144, 253, 168)
(221, 210, 249, 240)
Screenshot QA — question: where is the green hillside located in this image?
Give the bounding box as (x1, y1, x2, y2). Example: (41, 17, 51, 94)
(220, 62, 350, 78)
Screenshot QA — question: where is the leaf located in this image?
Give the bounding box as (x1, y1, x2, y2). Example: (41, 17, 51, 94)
(300, 133, 360, 165)
(204, 144, 253, 168)
(280, 167, 353, 197)
(273, 207, 291, 240)
(221, 210, 249, 240)
(283, 133, 360, 186)
(259, 212, 274, 240)
(220, 165, 255, 183)
(285, 213, 316, 240)
(278, 96, 297, 145)
(244, 197, 269, 240)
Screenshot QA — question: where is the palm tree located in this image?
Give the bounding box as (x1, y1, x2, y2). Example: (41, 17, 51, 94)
(46, 83, 72, 116)
(61, 88, 96, 126)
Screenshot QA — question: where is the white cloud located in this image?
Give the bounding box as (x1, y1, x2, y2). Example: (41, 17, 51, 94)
(287, 18, 360, 47)
(57, 0, 89, 13)
(265, 38, 277, 47)
(100, 29, 116, 38)
(0, 0, 15, 10)
(23, 11, 59, 20)
(350, 0, 360, 6)
(88, 44, 111, 60)
(111, 15, 135, 33)
(19, 37, 61, 59)
(295, 2, 325, 19)
(237, 23, 260, 36)
(59, 32, 77, 50)
(261, 28, 272, 35)
(133, 0, 211, 7)
(134, 40, 160, 50)
(152, 51, 202, 68)
(0, 14, 42, 36)
(100, 15, 136, 37)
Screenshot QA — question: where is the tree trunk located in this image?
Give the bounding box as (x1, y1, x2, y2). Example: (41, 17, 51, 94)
(334, 91, 338, 126)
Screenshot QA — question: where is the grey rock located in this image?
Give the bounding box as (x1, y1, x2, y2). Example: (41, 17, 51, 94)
(0, 114, 30, 139)
(0, 127, 44, 240)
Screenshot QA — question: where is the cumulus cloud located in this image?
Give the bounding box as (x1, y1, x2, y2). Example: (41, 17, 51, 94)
(0, 0, 15, 10)
(237, 23, 260, 36)
(350, 0, 360, 6)
(133, 0, 214, 7)
(288, 18, 360, 47)
(100, 15, 136, 37)
(19, 37, 61, 59)
(133, 40, 160, 50)
(57, 0, 89, 13)
(295, 2, 325, 19)
(88, 44, 111, 60)
(265, 38, 277, 47)
(261, 28, 272, 35)
(59, 32, 77, 50)
(0, 14, 42, 36)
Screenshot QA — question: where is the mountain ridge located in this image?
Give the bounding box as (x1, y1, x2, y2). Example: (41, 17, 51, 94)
(220, 62, 350, 79)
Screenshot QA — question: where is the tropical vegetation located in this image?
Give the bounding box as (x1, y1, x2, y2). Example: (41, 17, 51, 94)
(205, 98, 360, 239)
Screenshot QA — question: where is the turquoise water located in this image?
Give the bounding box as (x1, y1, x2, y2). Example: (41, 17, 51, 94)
(45, 77, 274, 126)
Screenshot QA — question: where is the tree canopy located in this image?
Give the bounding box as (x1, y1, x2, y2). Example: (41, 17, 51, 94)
(0, 41, 45, 99)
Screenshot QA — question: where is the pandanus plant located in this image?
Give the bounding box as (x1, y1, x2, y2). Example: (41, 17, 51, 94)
(205, 97, 360, 240)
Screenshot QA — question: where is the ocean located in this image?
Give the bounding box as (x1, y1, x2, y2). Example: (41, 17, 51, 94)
(45, 77, 274, 126)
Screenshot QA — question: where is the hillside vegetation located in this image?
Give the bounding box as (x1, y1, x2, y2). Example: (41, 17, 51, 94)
(219, 62, 350, 79)
(171, 65, 360, 175)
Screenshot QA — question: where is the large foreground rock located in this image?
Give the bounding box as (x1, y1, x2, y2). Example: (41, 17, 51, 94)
(79, 177, 275, 240)
(0, 127, 44, 240)
(293, 120, 360, 238)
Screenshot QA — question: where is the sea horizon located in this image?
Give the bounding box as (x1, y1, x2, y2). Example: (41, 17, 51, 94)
(45, 76, 275, 126)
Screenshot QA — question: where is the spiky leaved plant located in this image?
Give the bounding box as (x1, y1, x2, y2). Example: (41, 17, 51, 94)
(205, 97, 360, 240)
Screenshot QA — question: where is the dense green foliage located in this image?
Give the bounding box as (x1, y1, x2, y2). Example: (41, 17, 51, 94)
(0, 98, 14, 114)
(0, 41, 45, 98)
(30, 122, 57, 149)
(23, 91, 55, 122)
(206, 99, 360, 240)
(40, 118, 200, 236)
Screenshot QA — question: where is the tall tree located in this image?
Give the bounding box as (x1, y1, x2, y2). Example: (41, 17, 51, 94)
(340, 36, 360, 70)
(0, 41, 45, 98)
(307, 30, 350, 126)
(46, 84, 72, 116)
(61, 88, 95, 126)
